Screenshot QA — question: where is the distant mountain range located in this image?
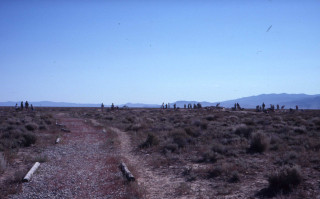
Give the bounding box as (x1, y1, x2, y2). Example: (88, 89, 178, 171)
(1, 93, 319, 109)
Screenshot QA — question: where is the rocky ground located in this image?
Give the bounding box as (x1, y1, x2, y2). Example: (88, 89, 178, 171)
(8, 113, 129, 199)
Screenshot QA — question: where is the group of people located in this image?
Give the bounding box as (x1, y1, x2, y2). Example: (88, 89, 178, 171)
(255, 103, 299, 112)
(101, 103, 119, 111)
(15, 101, 33, 111)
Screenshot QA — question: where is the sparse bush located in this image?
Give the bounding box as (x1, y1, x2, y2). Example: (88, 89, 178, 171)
(176, 182, 191, 195)
(162, 143, 178, 153)
(11, 170, 26, 183)
(277, 126, 290, 134)
(206, 115, 217, 121)
(105, 116, 113, 121)
(184, 127, 200, 137)
(268, 165, 302, 193)
(198, 151, 217, 163)
(212, 142, 228, 155)
(200, 122, 208, 130)
(293, 127, 306, 134)
(234, 124, 253, 138)
(228, 171, 240, 183)
(39, 125, 48, 130)
(207, 166, 223, 178)
(126, 117, 135, 123)
(244, 119, 255, 126)
(275, 151, 298, 166)
(139, 133, 159, 148)
(0, 130, 36, 149)
(248, 132, 269, 153)
(21, 132, 37, 147)
(0, 152, 6, 174)
(25, 123, 38, 131)
(193, 120, 201, 127)
(34, 154, 48, 163)
(170, 130, 188, 148)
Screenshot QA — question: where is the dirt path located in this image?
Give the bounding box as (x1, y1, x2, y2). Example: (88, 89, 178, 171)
(9, 115, 126, 199)
(110, 127, 190, 199)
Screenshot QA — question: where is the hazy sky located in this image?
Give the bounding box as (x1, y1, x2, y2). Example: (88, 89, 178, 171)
(1, 0, 319, 104)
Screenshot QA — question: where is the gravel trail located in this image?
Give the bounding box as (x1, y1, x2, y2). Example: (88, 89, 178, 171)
(9, 116, 125, 199)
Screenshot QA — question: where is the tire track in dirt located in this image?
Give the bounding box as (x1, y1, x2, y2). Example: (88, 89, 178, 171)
(110, 127, 190, 199)
(9, 115, 126, 199)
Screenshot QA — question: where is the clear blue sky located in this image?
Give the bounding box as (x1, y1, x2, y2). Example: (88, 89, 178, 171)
(1, 0, 319, 104)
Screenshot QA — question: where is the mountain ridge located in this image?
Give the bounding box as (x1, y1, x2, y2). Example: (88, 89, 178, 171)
(1, 93, 319, 109)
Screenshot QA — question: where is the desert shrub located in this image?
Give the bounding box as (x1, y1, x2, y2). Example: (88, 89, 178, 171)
(311, 117, 320, 126)
(170, 130, 188, 148)
(277, 126, 290, 134)
(200, 122, 208, 130)
(206, 115, 217, 121)
(228, 115, 239, 122)
(34, 154, 48, 163)
(0, 130, 37, 149)
(126, 116, 135, 123)
(0, 152, 6, 174)
(126, 123, 145, 131)
(268, 165, 302, 193)
(182, 167, 197, 181)
(139, 133, 159, 148)
(248, 132, 269, 153)
(207, 166, 223, 178)
(193, 120, 201, 127)
(5, 125, 14, 131)
(40, 115, 53, 125)
(234, 125, 253, 138)
(212, 142, 228, 155)
(105, 116, 113, 121)
(244, 119, 255, 126)
(184, 127, 200, 137)
(228, 171, 240, 183)
(39, 125, 47, 130)
(275, 151, 299, 166)
(304, 138, 320, 151)
(162, 143, 178, 153)
(25, 123, 38, 131)
(173, 136, 187, 148)
(124, 181, 146, 199)
(198, 151, 217, 163)
(21, 132, 37, 147)
(293, 127, 306, 134)
(10, 170, 26, 183)
(176, 182, 191, 195)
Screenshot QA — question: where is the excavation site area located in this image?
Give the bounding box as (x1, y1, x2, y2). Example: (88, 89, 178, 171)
(1, 107, 320, 199)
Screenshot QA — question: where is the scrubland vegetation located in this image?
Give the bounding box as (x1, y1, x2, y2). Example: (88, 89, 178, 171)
(1, 106, 319, 198)
(80, 108, 320, 198)
(0, 108, 58, 198)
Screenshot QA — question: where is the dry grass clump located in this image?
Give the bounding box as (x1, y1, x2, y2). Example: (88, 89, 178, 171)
(205, 115, 218, 121)
(0, 130, 37, 150)
(228, 171, 240, 183)
(234, 124, 253, 138)
(169, 129, 190, 148)
(139, 133, 159, 148)
(268, 165, 302, 193)
(198, 151, 218, 163)
(184, 127, 200, 137)
(0, 152, 6, 174)
(25, 122, 38, 131)
(34, 154, 48, 163)
(248, 132, 269, 153)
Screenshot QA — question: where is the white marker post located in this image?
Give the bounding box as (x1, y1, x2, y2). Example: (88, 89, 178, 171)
(23, 162, 40, 182)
